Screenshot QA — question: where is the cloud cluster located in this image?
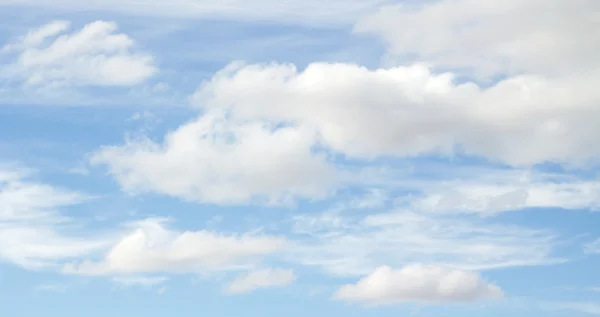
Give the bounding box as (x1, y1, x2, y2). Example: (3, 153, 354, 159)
(3, 0, 600, 309)
(191, 61, 600, 167)
(92, 58, 600, 204)
(1, 20, 156, 87)
(334, 265, 503, 305)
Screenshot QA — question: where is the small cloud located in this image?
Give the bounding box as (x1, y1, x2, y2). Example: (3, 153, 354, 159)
(225, 268, 296, 295)
(333, 264, 503, 305)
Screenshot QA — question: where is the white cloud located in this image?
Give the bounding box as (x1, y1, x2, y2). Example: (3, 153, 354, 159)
(0, 224, 112, 270)
(225, 268, 296, 294)
(355, 0, 600, 77)
(0, 163, 112, 270)
(63, 218, 286, 276)
(91, 112, 337, 205)
(333, 264, 503, 305)
(1, 20, 156, 87)
(1, 20, 70, 51)
(0, 0, 390, 26)
(192, 61, 600, 167)
(0, 165, 88, 222)
(287, 210, 562, 276)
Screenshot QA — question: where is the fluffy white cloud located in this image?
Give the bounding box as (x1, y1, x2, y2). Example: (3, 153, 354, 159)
(333, 265, 503, 305)
(63, 218, 286, 276)
(0, 0, 389, 26)
(192, 61, 600, 167)
(91, 112, 337, 205)
(287, 211, 561, 276)
(1, 20, 156, 86)
(0, 163, 112, 269)
(355, 0, 600, 77)
(225, 268, 296, 294)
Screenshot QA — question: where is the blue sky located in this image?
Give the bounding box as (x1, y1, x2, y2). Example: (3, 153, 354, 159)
(1, 0, 600, 316)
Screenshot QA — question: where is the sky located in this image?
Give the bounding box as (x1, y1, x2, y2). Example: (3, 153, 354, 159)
(0, 0, 600, 316)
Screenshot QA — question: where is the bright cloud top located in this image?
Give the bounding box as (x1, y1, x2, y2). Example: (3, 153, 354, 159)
(1, 20, 156, 87)
(334, 264, 503, 305)
(92, 60, 600, 204)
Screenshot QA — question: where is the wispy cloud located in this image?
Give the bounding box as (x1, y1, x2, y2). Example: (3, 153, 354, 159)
(0, 162, 113, 270)
(225, 268, 296, 294)
(286, 209, 564, 276)
(543, 301, 600, 315)
(0, 0, 392, 27)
